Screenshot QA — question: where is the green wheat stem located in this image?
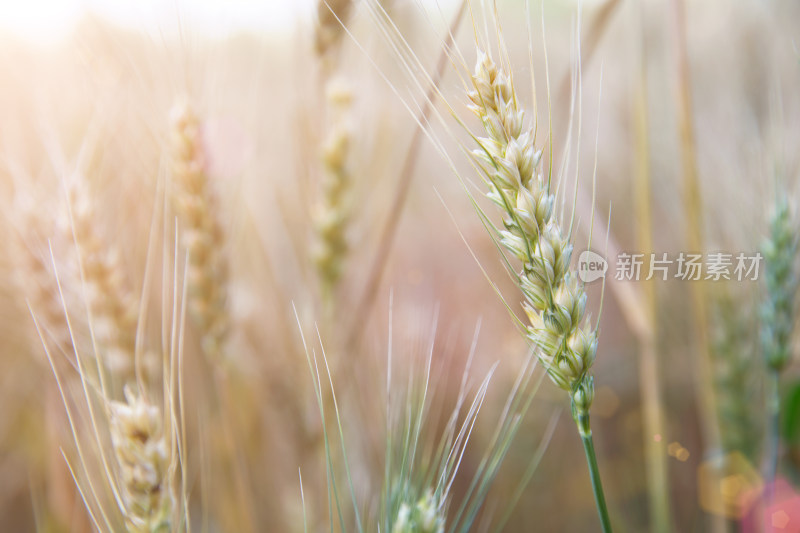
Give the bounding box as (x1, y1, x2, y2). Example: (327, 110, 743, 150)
(575, 407, 612, 533)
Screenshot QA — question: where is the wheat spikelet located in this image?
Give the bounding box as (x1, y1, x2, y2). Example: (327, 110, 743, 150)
(169, 99, 229, 361)
(467, 52, 597, 419)
(109, 386, 174, 533)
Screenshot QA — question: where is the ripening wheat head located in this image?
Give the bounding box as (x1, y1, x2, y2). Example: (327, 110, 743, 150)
(67, 179, 139, 384)
(315, 0, 354, 59)
(169, 99, 229, 362)
(34, 260, 186, 533)
(312, 79, 354, 301)
(14, 196, 76, 359)
(109, 386, 174, 533)
(38, 253, 188, 533)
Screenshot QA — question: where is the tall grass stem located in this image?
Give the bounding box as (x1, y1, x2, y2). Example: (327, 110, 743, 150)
(633, 2, 672, 529)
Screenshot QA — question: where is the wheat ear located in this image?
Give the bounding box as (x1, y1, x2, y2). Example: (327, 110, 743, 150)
(15, 205, 75, 358)
(314, 0, 353, 61)
(313, 79, 354, 304)
(108, 385, 174, 532)
(392, 491, 444, 533)
(68, 182, 139, 385)
(710, 291, 759, 462)
(468, 53, 597, 409)
(169, 99, 229, 361)
(467, 52, 610, 531)
(761, 196, 798, 498)
(311, 0, 355, 307)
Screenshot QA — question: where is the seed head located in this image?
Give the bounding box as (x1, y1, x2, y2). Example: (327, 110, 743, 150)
(392, 490, 444, 533)
(761, 198, 799, 372)
(109, 386, 173, 532)
(170, 98, 229, 361)
(468, 52, 598, 411)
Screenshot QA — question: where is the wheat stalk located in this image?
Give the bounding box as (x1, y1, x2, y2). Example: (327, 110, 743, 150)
(631, 2, 672, 526)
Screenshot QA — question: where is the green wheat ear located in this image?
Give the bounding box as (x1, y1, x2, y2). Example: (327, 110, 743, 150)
(761, 197, 798, 373)
(711, 288, 759, 462)
(761, 194, 799, 497)
(392, 490, 444, 533)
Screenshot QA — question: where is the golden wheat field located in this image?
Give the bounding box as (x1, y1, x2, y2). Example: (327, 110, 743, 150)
(1, 0, 800, 531)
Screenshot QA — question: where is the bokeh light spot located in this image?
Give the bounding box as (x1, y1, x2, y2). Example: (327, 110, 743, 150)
(772, 510, 790, 529)
(698, 452, 763, 519)
(720, 475, 747, 500)
(667, 441, 690, 461)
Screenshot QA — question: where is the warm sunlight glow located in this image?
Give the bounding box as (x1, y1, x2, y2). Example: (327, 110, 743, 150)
(0, 0, 315, 43)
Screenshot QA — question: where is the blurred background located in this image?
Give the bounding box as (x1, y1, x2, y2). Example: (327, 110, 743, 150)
(1, 0, 800, 531)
